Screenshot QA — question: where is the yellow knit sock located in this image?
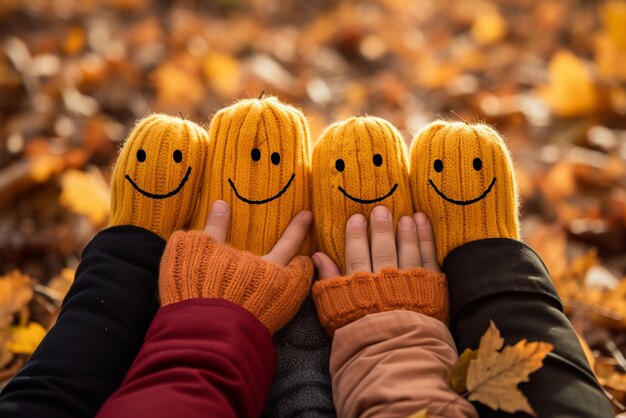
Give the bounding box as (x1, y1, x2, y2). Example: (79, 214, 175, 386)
(109, 114, 209, 239)
(409, 121, 519, 265)
(192, 96, 314, 255)
(312, 116, 414, 274)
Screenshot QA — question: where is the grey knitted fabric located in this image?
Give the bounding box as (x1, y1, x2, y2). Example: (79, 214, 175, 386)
(262, 297, 336, 417)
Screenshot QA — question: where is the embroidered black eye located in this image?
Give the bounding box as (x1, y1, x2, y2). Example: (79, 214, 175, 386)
(173, 150, 183, 163)
(473, 158, 482, 171)
(433, 159, 443, 172)
(373, 154, 383, 167)
(136, 149, 146, 162)
(335, 159, 345, 172)
(271, 152, 281, 165)
(251, 148, 261, 161)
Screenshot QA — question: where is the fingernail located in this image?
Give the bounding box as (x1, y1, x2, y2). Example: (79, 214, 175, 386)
(311, 253, 320, 266)
(301, 210, 313, 224)
(415, 212, 429, 226)
(399, 216, 415, 230)
(372, 205, 390, 220)
(211, 200, 228, 216)
(349, 213, 366, 226)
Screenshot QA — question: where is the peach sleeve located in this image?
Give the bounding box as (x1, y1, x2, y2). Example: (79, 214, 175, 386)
(330, 310, 478, 418)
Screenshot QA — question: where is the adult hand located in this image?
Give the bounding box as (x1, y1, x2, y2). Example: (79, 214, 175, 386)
(312, 205, 439, 278)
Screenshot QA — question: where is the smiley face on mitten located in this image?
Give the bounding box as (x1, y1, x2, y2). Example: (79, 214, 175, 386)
(409, 121, 519, 264)
(192, 97, 314, 255)
(109, 114, 209, 239)
(312, 116, 413, 273)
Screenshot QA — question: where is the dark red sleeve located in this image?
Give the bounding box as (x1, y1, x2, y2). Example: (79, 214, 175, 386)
(96, 298, 276, 418)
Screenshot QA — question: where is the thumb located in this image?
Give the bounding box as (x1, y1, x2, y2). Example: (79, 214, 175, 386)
(312, 252, 341, 279)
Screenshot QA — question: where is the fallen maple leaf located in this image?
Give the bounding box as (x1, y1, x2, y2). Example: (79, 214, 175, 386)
(6, 322, 46, 355)
(465, 321, 553, 416)
(449, 347, 477, 394)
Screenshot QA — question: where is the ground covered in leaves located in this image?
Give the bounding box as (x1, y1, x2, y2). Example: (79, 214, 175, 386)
(0, 0, 625, 413)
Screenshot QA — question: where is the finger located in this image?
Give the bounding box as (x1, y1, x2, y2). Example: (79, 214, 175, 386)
(263, 211, 313, 266)
(397, 216, 422, 270)
(370, 206, 398, 273)
(414, 212, 440, 272)
(312, 252, 341, 279)
(203, 200, 230, 243)
(344, 213, 372, 275)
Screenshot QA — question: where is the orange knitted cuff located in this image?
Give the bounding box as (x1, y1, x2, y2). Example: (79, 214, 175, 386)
(159, 230, 314, 334)
(312, 267, 449, 335)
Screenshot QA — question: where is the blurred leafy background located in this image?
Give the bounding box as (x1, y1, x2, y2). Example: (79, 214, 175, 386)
(0, 0, 626, 411)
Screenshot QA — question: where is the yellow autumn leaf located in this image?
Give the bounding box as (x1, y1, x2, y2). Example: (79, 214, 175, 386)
(152, 60, 205, 109)
(59, 168, 110, 225)
(466, 321, 553, 416)
(538, 51, 598, 117)
(471, 10, 507, 45)
(449, 347, 477, 394)
(203, 52, 241, 96)
(601, 0, 626, 49)
(405, 408, 429, 418)
(6, 322, 46, 355)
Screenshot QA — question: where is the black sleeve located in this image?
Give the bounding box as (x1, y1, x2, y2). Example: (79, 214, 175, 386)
(263, 297, 337, 418)
(0, 225, 165, 418)
(444, 238, 613, 418)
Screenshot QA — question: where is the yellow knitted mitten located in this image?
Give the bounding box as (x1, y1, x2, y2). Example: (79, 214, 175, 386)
(409, 121, 519, 265)
(159, 230, 314, 334)
(109, 114, 209, 239)
(312, 116, 413, 274)
(192, 96, 314, 255)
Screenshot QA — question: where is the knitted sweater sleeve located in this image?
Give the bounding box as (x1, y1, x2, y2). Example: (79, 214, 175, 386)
(330, 310, 478, 418)
(97, 298, 276, 418)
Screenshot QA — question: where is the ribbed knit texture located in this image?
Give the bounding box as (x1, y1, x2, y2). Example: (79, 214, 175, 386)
(409, 121, 520, 265)
(312, 267, 448, 335)
(312, 116, 413, 274)
(109, 114, 209, 239)
(192, 97, 314, 255)
(159, 230, 314, 334)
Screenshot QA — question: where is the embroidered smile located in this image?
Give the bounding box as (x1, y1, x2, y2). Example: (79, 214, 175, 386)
(228, 173, 295, 205)
(428, 177, 496, 206)
(125, 167, 192, 200)
(338, 183, 398, 204)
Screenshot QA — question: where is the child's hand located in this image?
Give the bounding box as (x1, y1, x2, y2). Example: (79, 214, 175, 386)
(312, 205, 439, 279)
(203, 200, 313, 266)
(159, 201, 314, 334)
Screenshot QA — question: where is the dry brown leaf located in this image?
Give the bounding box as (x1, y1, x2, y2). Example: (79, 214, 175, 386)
(466, 321, 553, 416)
(0, 270, 34, 329)
(0, 330, 13, 370)
(405, 408, 429, 418)
(538, 51, 598, 117)
(59, 168, 110, 225)
(449, 347, 476, 394)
